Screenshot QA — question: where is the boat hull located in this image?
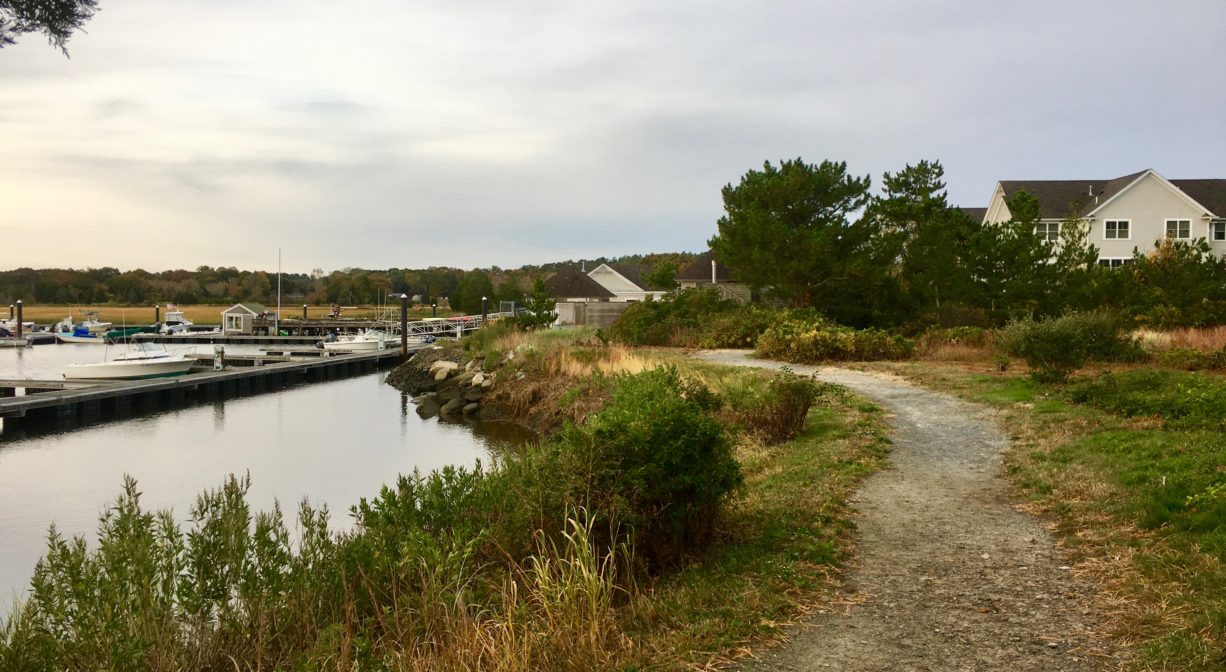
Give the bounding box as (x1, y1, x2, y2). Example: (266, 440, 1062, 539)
(56, 333, 109, 344)
(64, 356, 196, 380)
(322, 339, 385, 352)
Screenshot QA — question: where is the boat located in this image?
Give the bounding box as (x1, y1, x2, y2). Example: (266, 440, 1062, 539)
(322, 328, 392, 352)
(159, 306, 193, 335)
(106, 325, 156, 340)
(55, 323, 110, 344)
(81, 311, 113, 334)
(63, 342, 196, 380)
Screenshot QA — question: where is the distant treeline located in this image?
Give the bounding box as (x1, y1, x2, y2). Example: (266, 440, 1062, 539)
(0, 253, 695, 316)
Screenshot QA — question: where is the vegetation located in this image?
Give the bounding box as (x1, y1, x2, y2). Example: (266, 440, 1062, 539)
(997, 311, 1145, 382)
(607, 287, 779, 349)
(1, 329, 890, 670)
(0, 0, 98, 54)
(755, 315, 914, 363)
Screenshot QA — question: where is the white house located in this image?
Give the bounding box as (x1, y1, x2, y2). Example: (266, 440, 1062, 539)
(221, 302, 265, 335)
(586, 263, 670, 302)
(973, 169, 1226, 267)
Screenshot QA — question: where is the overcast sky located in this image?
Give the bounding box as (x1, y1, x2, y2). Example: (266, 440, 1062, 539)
(2, 0, 1223, 273)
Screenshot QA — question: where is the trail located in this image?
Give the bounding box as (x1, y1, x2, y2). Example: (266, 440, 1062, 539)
(696, 351, 1119, 672)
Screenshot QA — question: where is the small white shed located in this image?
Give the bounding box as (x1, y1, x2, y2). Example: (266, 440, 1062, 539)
(221, 302, 265, 335)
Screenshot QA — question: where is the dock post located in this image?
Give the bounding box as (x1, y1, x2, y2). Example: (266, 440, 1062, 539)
(432, 303, 437, 318)
(302, 304, 308, 321)
(15, 300, 22, 340)
(481, 296, 488, 323)
(155, 304, 160, 323)
(7, 304, 12, 320)
(400, 293, 409, 356)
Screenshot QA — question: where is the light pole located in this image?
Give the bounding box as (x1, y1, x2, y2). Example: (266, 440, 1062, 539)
(400, 294, 409, 356)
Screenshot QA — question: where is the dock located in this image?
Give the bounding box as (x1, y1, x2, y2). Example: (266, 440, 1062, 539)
(0, 345, 427, 434)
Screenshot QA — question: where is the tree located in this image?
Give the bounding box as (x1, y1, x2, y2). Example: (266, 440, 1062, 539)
(518, 277, 556, 329)
(1, 0, 99, 54)
(642, 260, 680, 291)
(709, 158, 874, 310)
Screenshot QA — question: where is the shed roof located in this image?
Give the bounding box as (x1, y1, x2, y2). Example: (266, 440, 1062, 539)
(223, 302, 265, 315)
(545, 268, 615, 299)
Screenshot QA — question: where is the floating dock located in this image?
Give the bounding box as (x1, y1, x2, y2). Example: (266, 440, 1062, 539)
(0, 345, 426, 435)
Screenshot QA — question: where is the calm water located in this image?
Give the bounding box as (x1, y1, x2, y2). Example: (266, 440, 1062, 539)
(0, 344, 525, 609)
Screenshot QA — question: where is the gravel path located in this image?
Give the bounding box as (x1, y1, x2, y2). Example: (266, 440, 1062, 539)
(695, 351, 1119, 672)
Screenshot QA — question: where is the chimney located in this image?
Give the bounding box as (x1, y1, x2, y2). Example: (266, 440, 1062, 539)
(711, 259, 717, 284)
(581, 260, 586, 272)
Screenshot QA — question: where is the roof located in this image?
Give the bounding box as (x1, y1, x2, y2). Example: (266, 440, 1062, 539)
(676, 251, 736, 283)
(1170, 180, 1226, 218)
(999, 170, 1146, 219)
(223, 302, 265, 315)
(602, 263, 671, 291)
(958, 207, 987, 224)
(545, 268, 615, 299)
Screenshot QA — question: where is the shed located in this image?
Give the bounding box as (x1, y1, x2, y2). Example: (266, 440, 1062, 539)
(221, 302, 265, 335)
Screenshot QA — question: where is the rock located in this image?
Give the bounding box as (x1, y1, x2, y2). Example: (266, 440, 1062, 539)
(455, 371, 477, 387)
(434, 368, 453, 381)
(415, 395, 441, 419)
(471, 372, 485, 386)
(440, 397, 465, 416)
(463, 388, 485, 402)
(462, 402, 480, 417)
(480, 378, 493, 389)
(438, 386, 462, 403)
(429, 360, 460, 375)
(465, 360, 476, 372)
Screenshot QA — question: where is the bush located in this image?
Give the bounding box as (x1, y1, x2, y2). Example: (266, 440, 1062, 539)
(755, 317, 914, 363)
(723, 369, 829, 445)
(997, 311, 1145, 383)
(547, 366, 741, 569)
(607, 288, 781, 348)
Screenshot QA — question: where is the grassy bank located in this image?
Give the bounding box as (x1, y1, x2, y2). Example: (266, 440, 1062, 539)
(8, 304, 458, 326)
(865, 361, 1226, 670)
(1, 327, 889, 670)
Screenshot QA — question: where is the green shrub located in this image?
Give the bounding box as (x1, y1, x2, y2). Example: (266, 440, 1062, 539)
(755, 317, 914, 363)
(997, 311, 1145, 383)
(548, 366, 741, 569)
(607, 288, 780, 348)
(916, 326, 990, 350)
(723, 369, 829, 444)
(1067, 369, 1226, 431)
(1153, 346, 1226, 371)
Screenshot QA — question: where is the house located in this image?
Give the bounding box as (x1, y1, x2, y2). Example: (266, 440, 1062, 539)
(972, 169, 1226, 267)
(545, 267, 626, 328)
(586, 263, 670, 302)
(676, 251, 753, 303)
(221, 302, 265, 335)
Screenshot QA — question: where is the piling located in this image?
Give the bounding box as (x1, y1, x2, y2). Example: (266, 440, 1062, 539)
(155, 304, 161, 323)
(302, 304, 308, 320)
(481, 296, 488, 322)
(7, 304, 12, 320)
(400, 293, 409, 356)
(15, 300, 22, 339)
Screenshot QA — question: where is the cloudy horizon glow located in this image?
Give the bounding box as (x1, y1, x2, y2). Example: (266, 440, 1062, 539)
(2, 0, 1223, 274)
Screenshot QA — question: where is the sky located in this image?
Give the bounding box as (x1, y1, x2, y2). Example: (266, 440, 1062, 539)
(2, 0, 1224, 273)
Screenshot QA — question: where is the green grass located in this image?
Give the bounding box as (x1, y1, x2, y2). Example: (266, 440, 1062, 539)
(870, 362, 1226, 671)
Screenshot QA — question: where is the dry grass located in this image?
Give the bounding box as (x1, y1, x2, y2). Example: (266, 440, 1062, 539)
(917, 342, 994, 362)
(1136, 326, 1226, 352)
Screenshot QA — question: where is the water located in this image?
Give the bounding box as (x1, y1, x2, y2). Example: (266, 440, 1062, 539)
(0, 345, 528, 609)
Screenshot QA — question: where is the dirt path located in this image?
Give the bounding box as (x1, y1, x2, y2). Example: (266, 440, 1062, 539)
(696, 351, 1119, 672)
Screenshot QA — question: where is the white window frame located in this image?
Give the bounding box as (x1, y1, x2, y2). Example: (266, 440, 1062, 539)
(1164, 218, 1192, 240)
(1097, 257, 1134, 268)
(225, 314, 244, 331)
(1104, 219, 1131, 240)
(1034, 221, 1061, 242)
(1211, 220, 1226, 242)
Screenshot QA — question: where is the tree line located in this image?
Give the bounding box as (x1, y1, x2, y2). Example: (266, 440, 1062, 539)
(711, 158, 1226, 329)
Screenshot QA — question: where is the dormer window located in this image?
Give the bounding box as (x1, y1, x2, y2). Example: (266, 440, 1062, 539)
(1165, 219, 1191, 239)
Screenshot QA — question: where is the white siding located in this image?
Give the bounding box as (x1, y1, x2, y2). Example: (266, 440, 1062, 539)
(1088, 173, 1213, 259)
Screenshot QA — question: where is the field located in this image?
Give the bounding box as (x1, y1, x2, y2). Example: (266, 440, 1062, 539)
(9, 304, 458, 327)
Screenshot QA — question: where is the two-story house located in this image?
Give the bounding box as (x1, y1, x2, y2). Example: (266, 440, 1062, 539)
(973, 169, 1226, 267)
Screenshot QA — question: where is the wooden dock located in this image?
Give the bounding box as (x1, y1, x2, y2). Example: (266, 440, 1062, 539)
(0, 345, 426, 434)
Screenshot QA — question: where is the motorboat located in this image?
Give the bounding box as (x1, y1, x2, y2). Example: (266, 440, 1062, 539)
(63, 342, 196, 380)
(160, 307, 193, 335)
(322, 328, 391, 352)
(81, 311, 112, 334)
(54, 323, 109, 344)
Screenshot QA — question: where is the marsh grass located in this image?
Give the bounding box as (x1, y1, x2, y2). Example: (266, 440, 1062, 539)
(868, 361, 1226, 671)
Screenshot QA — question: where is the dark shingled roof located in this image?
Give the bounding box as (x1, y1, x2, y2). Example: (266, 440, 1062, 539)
(677, 251, 736, 282)
(1171, 180, 1226, 218)
(546, 267, 614, 299)
(999, 170, 1146, 219)
(959, 207, 987, 224)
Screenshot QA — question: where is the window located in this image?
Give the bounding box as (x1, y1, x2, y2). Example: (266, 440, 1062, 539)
(1212, 221, 1226, 241)
(1097, 258, 1134, 268)
(1034, 221, 1061, 242)
(1165, 219, 1191, 239)
(225, 314, 243, 331)
(1104, 220, 1130, 240)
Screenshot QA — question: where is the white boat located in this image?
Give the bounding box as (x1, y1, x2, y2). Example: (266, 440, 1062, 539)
(81, 311, 112, 334)
(64, 342, 196, 380)
(53, 318, 109, 344)
(160, 307, 193, 334)
(322, 328, 391, 352)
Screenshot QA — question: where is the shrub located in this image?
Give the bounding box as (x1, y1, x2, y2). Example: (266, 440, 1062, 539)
(607, 288, 780, 348)
(997, 311, 1145, 383)
(548, 366, 741, 569)
(723, 369, 829, 445)
(755, 317, 914, 363)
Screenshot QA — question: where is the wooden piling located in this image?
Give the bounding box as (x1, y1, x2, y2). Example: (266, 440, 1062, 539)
(400, 294, 409, 356)
(15, 300, 22, 340)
